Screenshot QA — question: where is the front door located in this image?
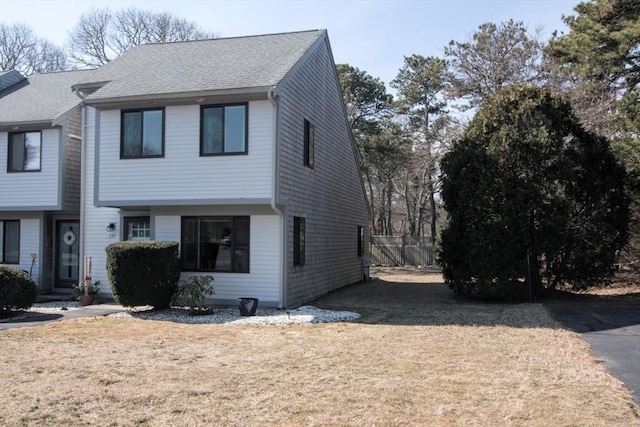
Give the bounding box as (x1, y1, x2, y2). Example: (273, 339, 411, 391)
(56, 220, 80, 287)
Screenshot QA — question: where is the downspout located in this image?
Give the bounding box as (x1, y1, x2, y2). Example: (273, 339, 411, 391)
(75, 89, 87, 283)
(268, 87, 286, 308)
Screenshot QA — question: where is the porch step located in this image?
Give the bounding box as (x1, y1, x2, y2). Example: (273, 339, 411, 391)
(36, 293, 75, 303)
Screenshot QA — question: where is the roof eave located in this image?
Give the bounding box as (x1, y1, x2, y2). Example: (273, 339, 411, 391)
(84, 86, 274, 109)
(0, 120, 55, 132)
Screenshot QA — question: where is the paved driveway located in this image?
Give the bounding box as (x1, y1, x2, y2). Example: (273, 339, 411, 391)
(545, 298, 640, 407)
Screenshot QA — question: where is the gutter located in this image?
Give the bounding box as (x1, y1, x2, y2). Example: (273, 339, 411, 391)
(268, 86, 286, 309)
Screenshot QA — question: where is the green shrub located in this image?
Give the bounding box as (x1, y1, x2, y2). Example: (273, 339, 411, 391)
(106, 241, 180, 309)
(171, 275, 215, 315)
(0, 265, 38, 315)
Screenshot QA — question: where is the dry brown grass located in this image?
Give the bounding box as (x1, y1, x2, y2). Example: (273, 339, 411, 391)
(1, 269, 638, 426)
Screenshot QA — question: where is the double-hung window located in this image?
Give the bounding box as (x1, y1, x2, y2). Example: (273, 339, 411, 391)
(8, 132, 41, 172)
(121, 108, 164, 158)
(181, 216, 250, 272)
(201, 103, 248, 155)
(0, 220, 20, 264)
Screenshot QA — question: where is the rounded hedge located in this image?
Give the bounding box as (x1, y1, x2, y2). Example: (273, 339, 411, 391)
(106, 241, 180, 309)
(0, 265, 38, 314)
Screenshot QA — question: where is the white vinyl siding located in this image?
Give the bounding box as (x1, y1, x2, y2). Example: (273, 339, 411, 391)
(96, 101, 274, 204)
(156, 213, 280, 304)
(19, 219, 39, 278)
(0, 129, 60, 208)
(81, 107, 121, 292)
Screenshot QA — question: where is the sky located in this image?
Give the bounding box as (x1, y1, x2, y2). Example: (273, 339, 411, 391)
(0, 0, 580, 89)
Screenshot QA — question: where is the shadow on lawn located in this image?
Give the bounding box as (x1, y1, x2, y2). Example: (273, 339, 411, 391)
(0, 313, 63, 324)
(314, 277, 640, 331)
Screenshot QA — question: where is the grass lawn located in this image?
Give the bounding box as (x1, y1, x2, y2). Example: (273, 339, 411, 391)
(1, 269, 638, 426)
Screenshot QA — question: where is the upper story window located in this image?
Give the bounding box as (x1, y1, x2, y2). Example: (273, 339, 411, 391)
(0, 220, 20, 264)
(201, 103, 248, 155)
(304, 119, 314, 168)
(8, 131, 41, 172)
(121, 108, 164, 158)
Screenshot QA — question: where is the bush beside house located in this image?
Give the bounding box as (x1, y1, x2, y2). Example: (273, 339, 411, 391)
(0, 265, 38, 315)
(106, 241, 181, 309)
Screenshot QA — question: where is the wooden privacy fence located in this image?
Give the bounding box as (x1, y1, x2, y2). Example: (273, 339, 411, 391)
(371, 236, 435, 267)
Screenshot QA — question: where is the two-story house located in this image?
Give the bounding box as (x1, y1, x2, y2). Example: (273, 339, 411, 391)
(71, 30, 369, 308)
(0, 69, 94, 291)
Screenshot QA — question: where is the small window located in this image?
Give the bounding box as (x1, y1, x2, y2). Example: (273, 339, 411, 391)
(181, 216, 249, 272)
(293, 217, 305, 266)
(201, 104, 248, 155)
(124, 217, 151, 241)
(358, 226, 364, 257)
(0, 220, 20, 264)
(304, 119, 314, 168)
(8, 132, 41, 172)
(121, 108, 164, 158)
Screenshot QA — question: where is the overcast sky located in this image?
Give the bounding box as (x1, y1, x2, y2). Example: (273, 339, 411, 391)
(0, 0, 579, 88)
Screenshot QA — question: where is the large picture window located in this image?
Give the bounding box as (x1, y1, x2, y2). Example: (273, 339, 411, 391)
(181, 216, 249, 272)
(121, 108, 164, 158)
(0, 220, 20, 264)
(8, 132, 41, 172)
(201, 103, 248, 155)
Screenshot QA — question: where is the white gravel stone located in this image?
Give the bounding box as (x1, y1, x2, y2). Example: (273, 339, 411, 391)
(107, 305, 360, 325)
(29, 301, 82, 313)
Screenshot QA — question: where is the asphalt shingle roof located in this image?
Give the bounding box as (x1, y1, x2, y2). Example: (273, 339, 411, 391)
(0, 69, 95, 125)
(78, 30, 326, 101)
(0, 70, 26, 93)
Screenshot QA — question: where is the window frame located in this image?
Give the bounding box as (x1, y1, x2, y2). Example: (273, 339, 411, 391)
(200, 103, 249, 156)
(293, 216, 305, 266)
(303, 119, 314, 168)
(120, 108, 165, 159)
(180, 216, 250, 273)
(7, 131, 42, 172)
(123, 216, 151, 241)
(0, 220, 20, 264)
(357, 226, 364, 257)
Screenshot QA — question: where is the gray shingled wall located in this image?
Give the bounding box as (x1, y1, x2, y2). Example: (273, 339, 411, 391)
(277, 36, 370, 307)
(63, 107, 82, 209)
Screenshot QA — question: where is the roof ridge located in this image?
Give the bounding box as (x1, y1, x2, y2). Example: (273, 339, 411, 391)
(138, 28, 326, 48)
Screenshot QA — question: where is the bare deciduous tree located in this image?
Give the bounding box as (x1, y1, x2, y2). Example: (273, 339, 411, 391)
(0, 22, 68, 75)
(68, 7, 216, 68)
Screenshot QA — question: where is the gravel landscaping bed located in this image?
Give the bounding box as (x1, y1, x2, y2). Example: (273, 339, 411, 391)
(108, 305, 361, 325)
(2, 301, 360, 326)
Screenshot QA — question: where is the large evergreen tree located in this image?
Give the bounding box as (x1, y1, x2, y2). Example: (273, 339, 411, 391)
(440, 85, 629, 301)
(391, 55, 449, 239)
(547, 0, 640, 268)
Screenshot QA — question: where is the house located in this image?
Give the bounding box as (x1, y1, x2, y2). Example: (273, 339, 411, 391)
(0, 69, 94, 290)
(72, 30, 370, 308)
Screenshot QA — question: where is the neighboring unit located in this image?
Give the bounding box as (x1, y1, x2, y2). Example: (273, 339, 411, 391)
(72, 30, 369, 307)
(0, 70, 94, 291)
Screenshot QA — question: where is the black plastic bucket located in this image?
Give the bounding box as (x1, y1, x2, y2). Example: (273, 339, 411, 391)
(238, 297, 259, 316)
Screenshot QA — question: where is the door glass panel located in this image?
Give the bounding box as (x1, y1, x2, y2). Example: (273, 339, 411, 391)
(57, 221, 79, 284)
